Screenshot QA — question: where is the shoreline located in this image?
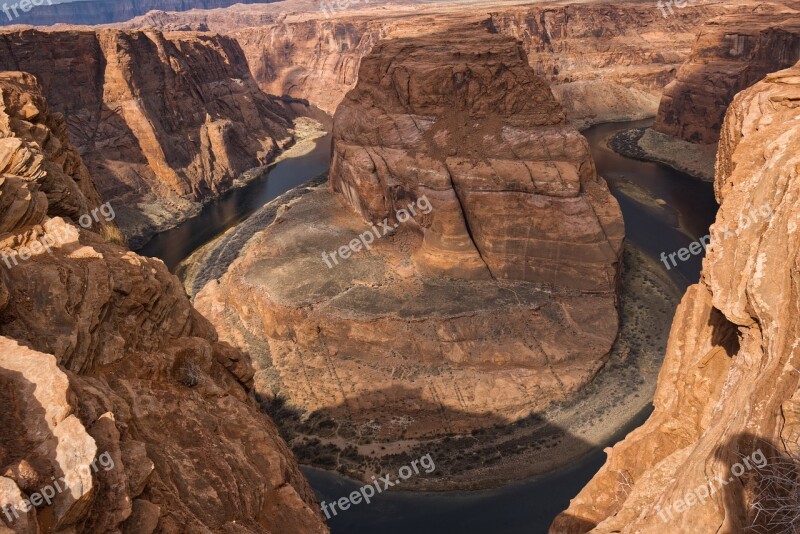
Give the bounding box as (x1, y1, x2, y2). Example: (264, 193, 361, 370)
(132, 108, 327, 252)
(607, 126, 716, 182)
(313, 243, 681, 491)
(185, 173, 682, 490)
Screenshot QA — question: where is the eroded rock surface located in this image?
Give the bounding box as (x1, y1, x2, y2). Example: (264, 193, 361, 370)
(0, 29, 292, 247)
(0, 72, 326, 533)
(122, 1, 723, 127)
(553, 60, 800, 533)
(195, 28, 624, 483)
(653, 3, 800, 144)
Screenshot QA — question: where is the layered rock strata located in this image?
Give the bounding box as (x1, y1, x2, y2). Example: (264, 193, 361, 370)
(653, 3, 800, 144)
(122, 1, 723, 126)
(0, 72, 326, 533)
(0, 28, 292, 247)
(553, 60, 800, 533)
(195, 28, 624, 480)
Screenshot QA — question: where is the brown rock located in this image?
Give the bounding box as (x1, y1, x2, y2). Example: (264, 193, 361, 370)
(552, 60, 800, 533)
(195, 27, 623, 483)
(0, 29, 292, 247)
(122, 1, 722, 127)
(653, 3, 800, 144)
(0, 73, 327, 533)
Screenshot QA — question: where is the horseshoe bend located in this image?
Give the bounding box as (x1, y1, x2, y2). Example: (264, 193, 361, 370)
(2, 0, 800, 532)
(193, 26, 632, 487)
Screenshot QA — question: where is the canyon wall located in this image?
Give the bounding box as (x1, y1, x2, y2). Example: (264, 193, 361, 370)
(653, 3, 800, 144)
(0, 72, 326, 533)
(0, 0, 275, 27)
(123, 2, 722, 127)
(195, 26, 625, 485)
(553, 60, 800, 533)
(0, 28, 292, 247)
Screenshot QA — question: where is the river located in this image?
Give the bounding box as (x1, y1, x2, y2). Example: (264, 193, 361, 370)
(135, 115, 717, 533)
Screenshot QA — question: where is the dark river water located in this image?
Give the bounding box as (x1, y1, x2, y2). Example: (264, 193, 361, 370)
(136, 114, 717, 533)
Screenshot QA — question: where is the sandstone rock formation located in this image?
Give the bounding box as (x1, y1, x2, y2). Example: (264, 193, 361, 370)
(122, 1, 723, 127)
(0, 28, 292, 247)
(653, 3, 800, 144)
(195, 27, 624, 483)
(0, 72, 327, 533)
(552, 60, 800, 533)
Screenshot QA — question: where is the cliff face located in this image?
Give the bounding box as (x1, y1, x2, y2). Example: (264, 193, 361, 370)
(195, 27, 624, 485)
(552, 60, 800, 533)
(123, 2, 720, 126)
(0, 0, 275, 27)
(652, 4, 800, 144)
(0, 72, 327, 533)
(0, 28, 292, 247)
(488, 3, 724, 127)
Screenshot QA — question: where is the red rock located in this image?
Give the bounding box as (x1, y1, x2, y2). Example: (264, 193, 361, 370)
(552, 60, 800, 533)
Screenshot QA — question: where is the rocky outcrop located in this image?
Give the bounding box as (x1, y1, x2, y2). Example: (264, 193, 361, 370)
(0, 0, 275, 27)
(122, 2, 721, 126)
(195, 27, 624, 484)
(552, 60, 800, 532)
(0, 72, 327, 533)
(0, 28, 292, 247)
(652, 3, 800, 144)
(330, 31, 623, 288)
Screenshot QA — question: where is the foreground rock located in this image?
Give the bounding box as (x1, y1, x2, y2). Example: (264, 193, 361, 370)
(0, 29, 292, 247)
(195, 28, 624, 484)
(0, 72, 327, 533)
(653, 3, 800, 144)
(553, 60, 800, 533)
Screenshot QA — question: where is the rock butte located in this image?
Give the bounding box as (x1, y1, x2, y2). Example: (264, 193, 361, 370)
(553, 60, 800, 533)
(0, 72, 327, 533)
(195, 26, 624, 474)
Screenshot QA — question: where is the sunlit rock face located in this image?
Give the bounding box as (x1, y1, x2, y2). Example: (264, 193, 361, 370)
(552, 60, 800, 533)
(0, 28, 292, 247)
(330, 30, 624, 289)
(0, 72, 327, 534)
(195, 27, 624, 483)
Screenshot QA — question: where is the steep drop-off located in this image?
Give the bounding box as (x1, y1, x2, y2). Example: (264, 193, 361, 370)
(553, 60, 800, 532)
(0, 28, 292, 247)
(653, 3, 800, 144)
(0, 72, 326, 533)
(195, 27, 626, 485)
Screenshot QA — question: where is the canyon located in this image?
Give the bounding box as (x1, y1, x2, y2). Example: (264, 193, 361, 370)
(1, 0, 800, 532)
(0, 28, 293, 248)
(122, 1, 725, 128)
(193, 24, 630, 485)
(553, 59, 800, 533)
(0, 72, 327, 532)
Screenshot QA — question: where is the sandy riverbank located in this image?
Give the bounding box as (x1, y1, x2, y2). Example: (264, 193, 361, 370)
(608, 127, 716, 182)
